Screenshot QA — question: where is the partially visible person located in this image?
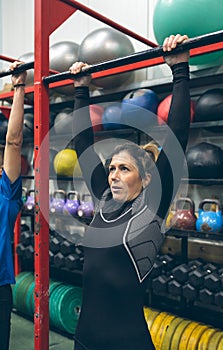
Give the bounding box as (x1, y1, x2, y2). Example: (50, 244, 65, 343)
(69, 34, 190, 350)
(0, 61, 27, 350)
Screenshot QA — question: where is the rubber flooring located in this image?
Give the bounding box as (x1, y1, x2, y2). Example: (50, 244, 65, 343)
(10, 311, 74, 350)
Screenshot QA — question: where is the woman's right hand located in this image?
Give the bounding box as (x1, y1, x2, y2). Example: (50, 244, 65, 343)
(163, 34, 189, 67)
(69, 61, 92, 87)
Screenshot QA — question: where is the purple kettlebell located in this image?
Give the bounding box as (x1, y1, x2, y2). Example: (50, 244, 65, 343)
(63, 190, 80, 217)
(77, 194, 94, 218)
(24, 189, 35, 211)
(50, 190, 66, 214)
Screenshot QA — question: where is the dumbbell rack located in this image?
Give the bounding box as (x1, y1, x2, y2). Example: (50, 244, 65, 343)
(0, 1, 223, 349)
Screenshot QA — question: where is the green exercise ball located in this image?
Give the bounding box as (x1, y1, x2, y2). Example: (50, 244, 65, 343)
(153, 0, 223, 66)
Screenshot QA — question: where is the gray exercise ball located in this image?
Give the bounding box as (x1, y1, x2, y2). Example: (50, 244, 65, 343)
(78, 27, 135, 89)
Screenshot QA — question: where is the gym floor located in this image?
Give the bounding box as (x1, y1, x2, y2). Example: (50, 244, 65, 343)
(10, 311, 74, 350)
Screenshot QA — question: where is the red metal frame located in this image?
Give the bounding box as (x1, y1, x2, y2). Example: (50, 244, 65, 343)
(0, 1, 221, 349)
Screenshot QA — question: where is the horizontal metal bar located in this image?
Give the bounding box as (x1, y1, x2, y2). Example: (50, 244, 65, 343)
(43, 29, 223, 85)
(59, 0, 158, 48)
(0, 61, 34, 78)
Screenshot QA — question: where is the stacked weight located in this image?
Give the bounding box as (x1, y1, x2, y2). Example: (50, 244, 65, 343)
(144, 307, 223, 350)
(12, 272, 82, 335)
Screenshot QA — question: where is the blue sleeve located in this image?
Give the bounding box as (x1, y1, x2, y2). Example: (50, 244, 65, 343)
(1, 170, 23, 200)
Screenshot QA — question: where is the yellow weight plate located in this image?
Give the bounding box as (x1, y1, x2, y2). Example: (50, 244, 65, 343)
(170, 320, 191, 350)
(150, 312, 169, 344)
(208, 331, 223, 349)
(178, 321, 199, 350)
(197, 328, 216, 350)
(217, 335, 223, 350)
(146, 309, 161, 331)
(155, 313, 176, 350)
(143, 307, 157, 323)
(161, 317, 185, 350)
(187, 325, 209, 350)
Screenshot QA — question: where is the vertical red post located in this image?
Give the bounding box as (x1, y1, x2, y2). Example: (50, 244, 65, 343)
(34, 1, 50, 349)
(14, 213, 21, 276)
(33, 1, 75, 349)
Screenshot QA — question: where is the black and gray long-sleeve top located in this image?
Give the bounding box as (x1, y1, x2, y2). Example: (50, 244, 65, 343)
(72, 62, 190, 350)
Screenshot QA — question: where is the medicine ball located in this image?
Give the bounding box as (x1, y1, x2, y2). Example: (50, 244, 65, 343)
(21, 154, 30, 175)
(120, 89, 159, 130)
(102, 103, 124, 130)
(186, 142, 223, 179)
(89, 104, 104, 132)
(194, 89, 223, 122)
(54, 149, 78, 177)
(78, 27, 135, 89)
(157, 94, 195, 124)
(122, 89, 159, 114)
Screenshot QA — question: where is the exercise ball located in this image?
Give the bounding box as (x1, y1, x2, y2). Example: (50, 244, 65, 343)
(78, 27, 135, 89)
(186, 142, 223, 179)
(21, 154, 30, 175)
(23, 113, 34, 140)
(18, 52, 34, 86)
(157, 94, 195, 125)
(89, 104, 104, 132)
(153, 0, 223, 66)
(54, 149, 78, 177)
(53, 108, 73, 135)
(102, 103, 124, 130)
(50, 41, 79, 95)
(194, 88, 223, 122)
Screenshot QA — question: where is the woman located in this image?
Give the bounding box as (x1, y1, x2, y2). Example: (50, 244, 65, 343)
(69, 34, 190, 350)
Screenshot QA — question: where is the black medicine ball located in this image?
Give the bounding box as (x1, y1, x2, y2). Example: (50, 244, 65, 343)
(186, 142, 223, 179)
(194, 88, 223, 122)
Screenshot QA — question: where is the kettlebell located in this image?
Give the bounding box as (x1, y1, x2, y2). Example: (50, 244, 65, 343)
(196, 199, 223, 233)
(77, 194, 94, 218)
(24, 189, 35, 211)
(170, 197, 197, 231)
(22, 187, 27, 205)
(63, 190, 80, 217)
(50, 190, 66, 214)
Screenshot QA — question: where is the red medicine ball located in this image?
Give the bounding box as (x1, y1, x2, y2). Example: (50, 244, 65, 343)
(157, 94, 195, 125)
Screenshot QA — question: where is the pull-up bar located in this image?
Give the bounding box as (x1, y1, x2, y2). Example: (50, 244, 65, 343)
(43, 29, 223, 84)
(0, 30, 222, 82)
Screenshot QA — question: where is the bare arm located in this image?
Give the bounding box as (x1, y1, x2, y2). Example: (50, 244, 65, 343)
(3, 61, 27, 183)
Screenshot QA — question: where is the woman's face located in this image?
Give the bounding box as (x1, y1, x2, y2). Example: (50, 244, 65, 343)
(108, 151, 144, 202)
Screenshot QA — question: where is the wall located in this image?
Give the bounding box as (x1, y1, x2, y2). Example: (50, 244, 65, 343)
(0, 0, 167, 90)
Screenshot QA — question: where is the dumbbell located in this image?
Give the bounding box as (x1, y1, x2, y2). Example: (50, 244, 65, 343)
(65, 253, 81, 271)
(16, 243, 26, 256)
(157, 254, 176, 272)
(20, 230, 34, 246)
(53, 252, 65, 268)
(60, 234, 82, 256)
(182, 283, 198, 300)
(214, 291, 223, 307)
(168, 279, 182, 297)
(24, 245, 34, 260)
(50, 236, 64, 254)
(60, 240, 76, 256)
(188, 262, 217, 289)
(204, 272, 221, 292)
(49, 250, 54, 265)
(152, 274, 172, 295)
(199, 288, 214, 305)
